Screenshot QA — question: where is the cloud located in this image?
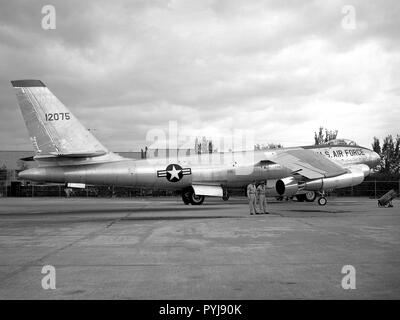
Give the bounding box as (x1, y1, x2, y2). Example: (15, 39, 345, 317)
(0, 0, 399, 152)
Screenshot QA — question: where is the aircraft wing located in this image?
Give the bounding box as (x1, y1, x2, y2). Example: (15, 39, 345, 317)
(268, 148, 348, 179)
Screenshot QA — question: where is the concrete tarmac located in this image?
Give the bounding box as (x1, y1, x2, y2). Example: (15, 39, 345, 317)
(0, 196, 399, 299)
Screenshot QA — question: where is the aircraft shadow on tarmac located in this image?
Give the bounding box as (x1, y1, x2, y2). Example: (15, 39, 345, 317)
(1, 205, 246, 222)
(283, 209, 351, 214)
(7, 205, 229, 215)
(120, 214, 242, 221)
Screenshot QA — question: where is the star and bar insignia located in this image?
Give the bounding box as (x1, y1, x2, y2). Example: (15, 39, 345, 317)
(157, 164, 191, 182)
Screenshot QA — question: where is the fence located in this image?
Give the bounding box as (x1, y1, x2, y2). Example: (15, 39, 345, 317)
(0, 178, 399, 199)
(0, 169, 9, 197)
(0, 184, 179, 198)
(333, 180, 400, 198)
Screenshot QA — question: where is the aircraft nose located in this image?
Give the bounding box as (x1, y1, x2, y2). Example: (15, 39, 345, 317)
(371, 151, 381, 168)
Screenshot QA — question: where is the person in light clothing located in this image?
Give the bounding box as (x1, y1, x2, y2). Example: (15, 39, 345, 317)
(247, 180, 257, 215)
(257, 180, 269, 214)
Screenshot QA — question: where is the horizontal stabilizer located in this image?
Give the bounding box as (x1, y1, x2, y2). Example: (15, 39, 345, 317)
(20, 156, 35, 161)
(49, 151, 107, 158)
(32, 151, 107, 160)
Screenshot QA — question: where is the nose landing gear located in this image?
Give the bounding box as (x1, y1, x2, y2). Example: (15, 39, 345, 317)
(317, 196, 327, 206)
(316, 191, 327, 206)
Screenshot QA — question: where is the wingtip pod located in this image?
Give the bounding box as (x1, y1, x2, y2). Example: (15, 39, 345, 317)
(11, 79, 46, 88)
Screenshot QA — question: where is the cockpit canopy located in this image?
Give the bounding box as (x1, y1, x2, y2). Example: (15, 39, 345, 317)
(326, 139, 358, 146)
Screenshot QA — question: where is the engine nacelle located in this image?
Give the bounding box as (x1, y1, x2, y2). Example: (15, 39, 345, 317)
(303, 170, 365, 191)
(275, 165, 367, 196)
(276, 176, 299, 196)
(347, 164, 371, 177)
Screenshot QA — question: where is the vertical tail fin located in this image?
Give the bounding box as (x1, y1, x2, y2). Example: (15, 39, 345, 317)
(11, 79, 108, 157)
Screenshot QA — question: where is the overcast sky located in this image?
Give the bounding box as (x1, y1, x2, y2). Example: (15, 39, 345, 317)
(0, 0, 399, 151)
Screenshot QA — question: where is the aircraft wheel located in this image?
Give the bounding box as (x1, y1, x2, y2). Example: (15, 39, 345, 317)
(222, 188, 229, 201)
(296, 194, 306, 202)
(181, 191, 191, 205)
(318, 197, 327, 206)
(305, 191, 317, 202)
(190, 193, 205, 205)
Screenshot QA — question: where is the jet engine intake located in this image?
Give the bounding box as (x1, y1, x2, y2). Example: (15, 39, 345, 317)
(276, 176, 299, 196)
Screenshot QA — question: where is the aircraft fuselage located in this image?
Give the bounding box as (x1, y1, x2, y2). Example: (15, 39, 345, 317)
(19, 145, 380, 192)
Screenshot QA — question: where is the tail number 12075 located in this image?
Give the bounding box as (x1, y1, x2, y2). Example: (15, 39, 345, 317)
(45, 113, 70, 121)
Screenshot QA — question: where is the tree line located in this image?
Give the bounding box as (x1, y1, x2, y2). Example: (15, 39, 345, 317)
(372, 135, 400, 174)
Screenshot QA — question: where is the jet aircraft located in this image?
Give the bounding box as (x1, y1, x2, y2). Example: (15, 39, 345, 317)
(12, 80, 380, 206)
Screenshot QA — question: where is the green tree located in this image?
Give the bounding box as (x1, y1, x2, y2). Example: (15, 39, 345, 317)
(373, 134, 400, 174)
(254, 143, 283, 150)
(371, 137, 382, 172)
(394, 135, 400, 174)
(382, 135, 393, 173)
(314, 127, 338, 145)
(372, 136, 381, 154)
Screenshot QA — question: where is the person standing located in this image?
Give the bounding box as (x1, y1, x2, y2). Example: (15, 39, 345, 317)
(257, 180, 269, 214)
(247, 180, 257, 215)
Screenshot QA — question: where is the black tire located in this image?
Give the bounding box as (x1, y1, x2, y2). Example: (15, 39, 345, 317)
(182, 192, 190, 205)
(181, 187, 205, 205)
(190, 193, 205, 205)
(222, 188, 229, 201)
(318, 197, 327, 206)
(181, 188, 193, 205)
(305, 191, 317, 202)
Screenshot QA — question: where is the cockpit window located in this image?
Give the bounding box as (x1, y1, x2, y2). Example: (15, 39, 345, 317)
(326, 139, 357, 146)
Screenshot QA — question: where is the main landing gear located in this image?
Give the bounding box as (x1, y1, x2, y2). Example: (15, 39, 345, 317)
(181, 187, 205, 205)
(222, 188, 229, 201)
(298, 191, 326, 205)
(295, 191, 316, 202)
(305, 191, 317, 202)
(317, 197, 327, 206)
